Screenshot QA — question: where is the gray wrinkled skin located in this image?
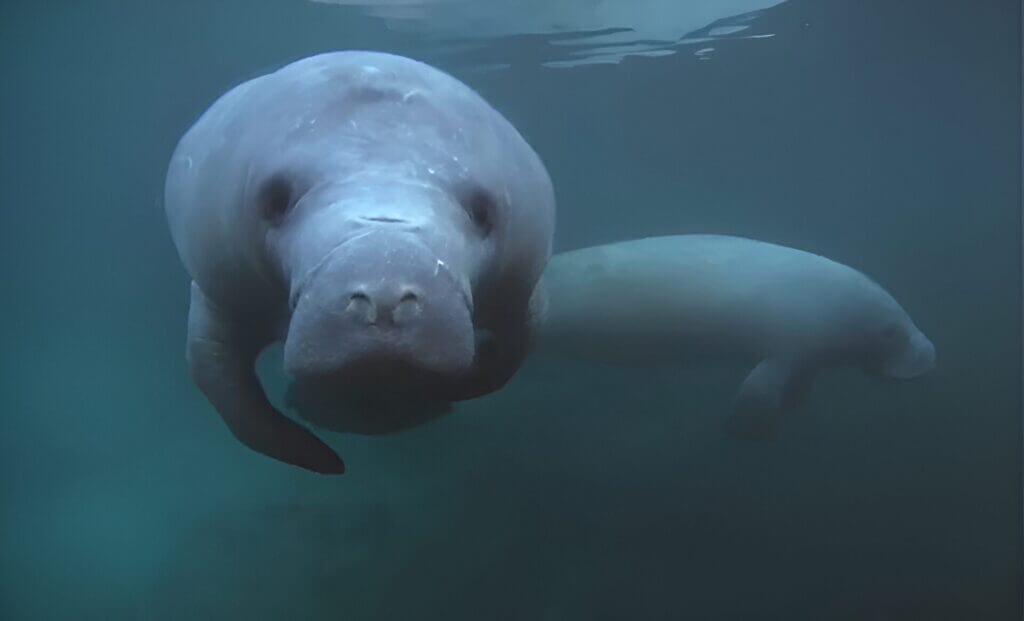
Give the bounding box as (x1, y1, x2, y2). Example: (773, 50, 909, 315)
(165, 51, 555, 473)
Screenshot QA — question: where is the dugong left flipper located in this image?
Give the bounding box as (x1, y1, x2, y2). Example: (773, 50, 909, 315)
(728, 357, 816, 438)
(187, 283, 345, 474)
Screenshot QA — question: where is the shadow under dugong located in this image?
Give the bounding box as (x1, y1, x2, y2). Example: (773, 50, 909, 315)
(164, 51, 555, 474)
(532, 234, 936, 437)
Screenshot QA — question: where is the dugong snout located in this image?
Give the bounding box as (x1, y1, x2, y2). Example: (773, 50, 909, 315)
(879, 328, 936, 380)
(283, 231, 475, 383)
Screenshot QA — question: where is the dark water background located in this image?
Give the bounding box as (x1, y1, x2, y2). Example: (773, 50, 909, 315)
(1, 1, 1021, 619)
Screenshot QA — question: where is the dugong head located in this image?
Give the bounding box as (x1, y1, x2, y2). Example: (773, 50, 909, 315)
(242, 52, 554, 432)
(860, 298, 936, 380)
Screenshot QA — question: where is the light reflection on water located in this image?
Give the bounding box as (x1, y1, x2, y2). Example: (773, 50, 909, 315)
(310, 0, 786, 68)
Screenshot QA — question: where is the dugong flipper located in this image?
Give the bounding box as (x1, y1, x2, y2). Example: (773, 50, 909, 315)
(729, 357, 816, 438)
(533, 235, 936, 436)
(186, 283, 344, 473)
(165, 51, 555, 472)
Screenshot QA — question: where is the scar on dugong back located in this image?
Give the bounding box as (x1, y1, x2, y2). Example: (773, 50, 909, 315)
(533, 234, 936, 437)
(164, 51, 555, 473)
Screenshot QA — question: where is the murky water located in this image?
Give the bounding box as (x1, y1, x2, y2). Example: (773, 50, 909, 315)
(1, 1, 1020, 619)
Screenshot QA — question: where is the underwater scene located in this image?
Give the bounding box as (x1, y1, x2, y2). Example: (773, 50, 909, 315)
(1, 1, 1021, 619)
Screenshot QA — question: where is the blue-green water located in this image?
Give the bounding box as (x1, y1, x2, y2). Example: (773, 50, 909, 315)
(1, 1, 1020, 619)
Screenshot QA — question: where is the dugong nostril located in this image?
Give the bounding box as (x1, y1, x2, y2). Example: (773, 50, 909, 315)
(346, 291, 376, 324)
(392, 290, 422, 325)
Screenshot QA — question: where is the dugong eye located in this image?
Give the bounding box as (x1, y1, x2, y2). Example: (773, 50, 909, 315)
(258, 174, 294, 224)
(461, 188, 495, 237)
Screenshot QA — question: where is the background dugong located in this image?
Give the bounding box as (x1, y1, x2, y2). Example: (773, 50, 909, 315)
(533, 234, 936, 436)
(164, 51, 555, 474)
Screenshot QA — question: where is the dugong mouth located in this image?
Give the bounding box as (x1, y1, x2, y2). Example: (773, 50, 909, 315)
(285, 370, 456, 435)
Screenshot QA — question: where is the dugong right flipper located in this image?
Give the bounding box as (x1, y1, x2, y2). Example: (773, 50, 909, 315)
(727, 357, 816, 439)
(186, 283, 345, 474)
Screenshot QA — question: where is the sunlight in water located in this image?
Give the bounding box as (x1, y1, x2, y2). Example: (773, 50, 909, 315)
(311, 0, 785, 67)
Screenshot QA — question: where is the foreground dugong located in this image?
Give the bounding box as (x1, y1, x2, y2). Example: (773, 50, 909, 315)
(165, 51, 555, 474)
(533, 235, 935, 436)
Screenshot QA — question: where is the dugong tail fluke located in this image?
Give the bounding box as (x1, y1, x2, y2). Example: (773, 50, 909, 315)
(187, 283, 345, 474)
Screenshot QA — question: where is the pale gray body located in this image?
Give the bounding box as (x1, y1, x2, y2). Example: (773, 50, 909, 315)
(165, 51, 555, 473)
(533, 235, 935, 435)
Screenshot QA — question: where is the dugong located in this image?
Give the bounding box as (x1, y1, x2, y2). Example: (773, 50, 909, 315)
(164, 51, 555, 474)
(533, 235, 935, 436)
